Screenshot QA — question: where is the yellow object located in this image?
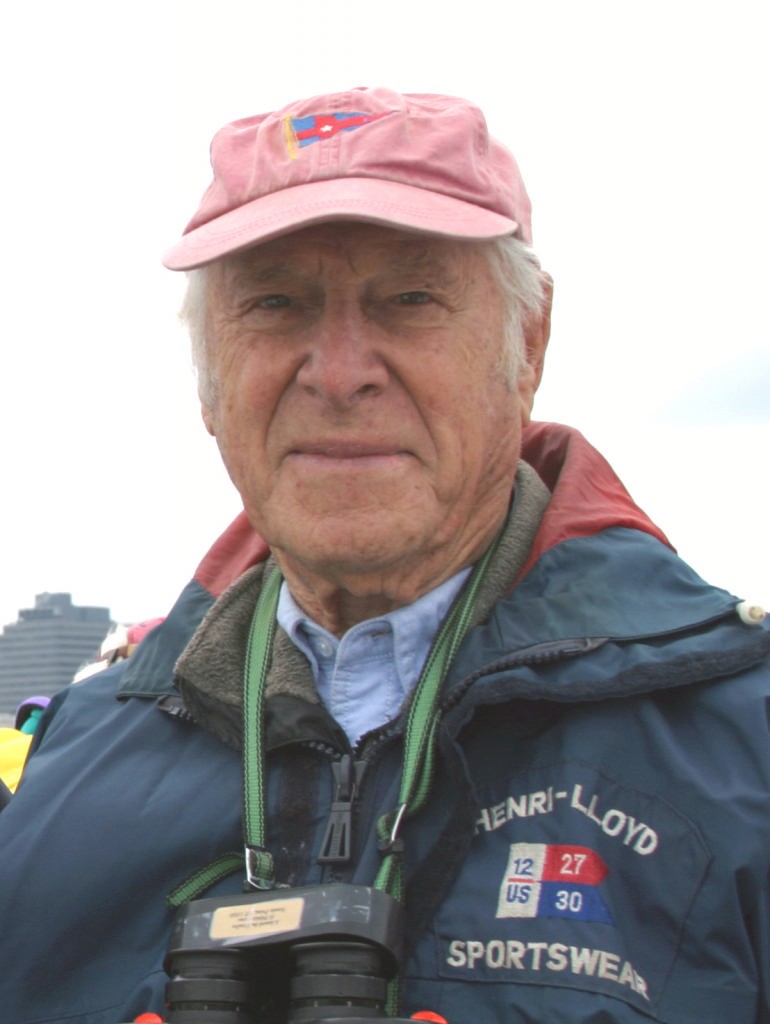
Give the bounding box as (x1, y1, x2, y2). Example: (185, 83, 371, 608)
(0, 728, 33, 793)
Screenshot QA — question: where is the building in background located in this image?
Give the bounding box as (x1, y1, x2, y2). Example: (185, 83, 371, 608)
(0, 593, 112, 716)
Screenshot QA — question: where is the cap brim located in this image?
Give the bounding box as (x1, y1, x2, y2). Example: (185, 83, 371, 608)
(162, 177, 519, 270)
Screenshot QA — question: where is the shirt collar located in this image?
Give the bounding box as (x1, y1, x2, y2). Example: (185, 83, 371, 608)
(276, 568, 471, 741)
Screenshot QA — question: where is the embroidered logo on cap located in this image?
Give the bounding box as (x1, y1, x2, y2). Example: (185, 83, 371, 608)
(283, 111, 392, 158)
(498, 842, 613, 924)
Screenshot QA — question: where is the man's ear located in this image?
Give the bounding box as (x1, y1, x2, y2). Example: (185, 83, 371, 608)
(517, 273, 553, 421)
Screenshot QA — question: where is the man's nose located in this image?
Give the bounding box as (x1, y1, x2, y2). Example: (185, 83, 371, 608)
(295, 303, 389, 407)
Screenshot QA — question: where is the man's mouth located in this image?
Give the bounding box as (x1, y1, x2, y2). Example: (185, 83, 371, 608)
(287, 441, 413, 470)
(292, 442, 406, 458)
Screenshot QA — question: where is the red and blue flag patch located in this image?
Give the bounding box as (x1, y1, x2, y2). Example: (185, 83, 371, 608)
(497, 842, 614, 924)
(283, 110, 391, 157)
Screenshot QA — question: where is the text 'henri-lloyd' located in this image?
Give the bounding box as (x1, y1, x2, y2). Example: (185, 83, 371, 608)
(476, 783, 659, 856)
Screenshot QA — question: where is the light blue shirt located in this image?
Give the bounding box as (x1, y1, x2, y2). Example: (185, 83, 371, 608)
(276, 568, 471, 748)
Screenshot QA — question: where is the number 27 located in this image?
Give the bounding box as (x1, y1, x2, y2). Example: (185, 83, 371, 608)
(560, 852, 586, 876)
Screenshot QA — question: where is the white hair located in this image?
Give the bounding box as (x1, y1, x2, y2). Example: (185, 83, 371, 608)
(181, 234, 547, 407)
(180, 268, 212, 405)
(482, 235, 547, 383)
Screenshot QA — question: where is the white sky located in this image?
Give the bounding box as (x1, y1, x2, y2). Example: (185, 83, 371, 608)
(0, 0, 768, 632)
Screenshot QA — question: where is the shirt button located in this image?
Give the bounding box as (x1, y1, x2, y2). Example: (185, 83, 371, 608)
(316, 636, 335, 658)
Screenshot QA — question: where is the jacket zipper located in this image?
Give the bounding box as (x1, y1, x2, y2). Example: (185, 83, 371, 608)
(316, 752, 367, 866)
(441, 636, 609, 713)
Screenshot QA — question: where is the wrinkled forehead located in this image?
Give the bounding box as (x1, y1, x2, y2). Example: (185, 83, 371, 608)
(213, 221, 490, 289)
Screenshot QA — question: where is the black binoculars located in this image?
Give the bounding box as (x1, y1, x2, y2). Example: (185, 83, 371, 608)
(162, 883, 418, 1024)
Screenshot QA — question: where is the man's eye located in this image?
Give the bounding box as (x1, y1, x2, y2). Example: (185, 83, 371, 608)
(259, 294, 292, 308)
(395, 291, 432, 306)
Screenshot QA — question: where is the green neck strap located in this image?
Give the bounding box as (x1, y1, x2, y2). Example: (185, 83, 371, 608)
(242, 564, 283, 889)
(242, 531, 502, 899)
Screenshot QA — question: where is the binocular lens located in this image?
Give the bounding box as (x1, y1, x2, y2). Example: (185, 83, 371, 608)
(166, 950, 255, 1023)
(289, 941, 389, 1020)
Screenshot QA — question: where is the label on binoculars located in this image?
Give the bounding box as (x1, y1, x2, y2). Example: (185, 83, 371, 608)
(210, 896, 305, 940)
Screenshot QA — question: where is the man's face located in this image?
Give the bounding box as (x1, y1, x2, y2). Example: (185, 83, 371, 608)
(201, 223, 545, 610)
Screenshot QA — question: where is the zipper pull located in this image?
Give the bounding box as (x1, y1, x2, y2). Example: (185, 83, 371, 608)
(317, 754, 365, 865)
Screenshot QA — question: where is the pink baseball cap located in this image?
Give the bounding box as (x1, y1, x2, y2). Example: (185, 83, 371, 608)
(163, 87, 532, 270)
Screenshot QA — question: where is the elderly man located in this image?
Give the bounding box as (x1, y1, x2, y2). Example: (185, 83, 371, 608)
(0, 88, 768, 1024)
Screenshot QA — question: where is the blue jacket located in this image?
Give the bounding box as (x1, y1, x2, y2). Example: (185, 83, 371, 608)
(1, 423, 769, 1024)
